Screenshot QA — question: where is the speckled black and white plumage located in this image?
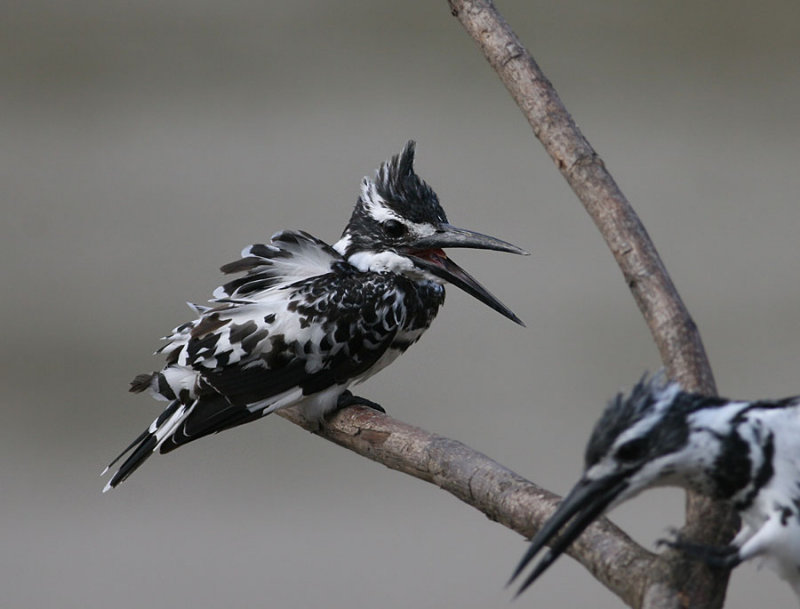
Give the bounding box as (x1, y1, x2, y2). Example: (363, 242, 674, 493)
(511, 372, 800, 599)
(103, 141, 526, 491)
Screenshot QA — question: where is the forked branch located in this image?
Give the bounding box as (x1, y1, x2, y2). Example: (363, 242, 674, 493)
(275, 2, 737, 607)
(447, 0, 735, 607)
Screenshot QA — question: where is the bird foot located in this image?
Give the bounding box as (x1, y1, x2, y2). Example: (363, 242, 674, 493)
(334, 390, 386, 414)
(656, 529, 741, 569)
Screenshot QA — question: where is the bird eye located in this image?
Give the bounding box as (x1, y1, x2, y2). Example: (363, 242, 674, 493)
(383, 219, 407, 238)
(615, 438, 648, 462)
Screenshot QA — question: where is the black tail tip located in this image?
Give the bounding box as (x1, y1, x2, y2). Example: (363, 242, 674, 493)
(130, 373, 155, 394)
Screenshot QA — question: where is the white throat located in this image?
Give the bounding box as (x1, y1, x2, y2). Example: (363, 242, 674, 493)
(346, 250, 437, 283)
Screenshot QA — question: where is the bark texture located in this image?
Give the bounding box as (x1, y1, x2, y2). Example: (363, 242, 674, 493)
(277, 404, 655, 608)
(446, 0, 736, 607)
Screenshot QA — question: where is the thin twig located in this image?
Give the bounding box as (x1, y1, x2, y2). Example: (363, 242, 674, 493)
(446, 0, 735, 607)
(277, 404, 655, 607)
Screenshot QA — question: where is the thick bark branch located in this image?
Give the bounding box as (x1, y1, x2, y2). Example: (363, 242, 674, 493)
(446, 0, 736, 607)
(277, 405, 655, 607)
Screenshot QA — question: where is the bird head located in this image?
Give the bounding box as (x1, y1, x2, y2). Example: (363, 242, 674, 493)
(509, 372, 730, 595)
(335, 140, 528, 325)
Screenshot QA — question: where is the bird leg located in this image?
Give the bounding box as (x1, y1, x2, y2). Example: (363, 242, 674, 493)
(334, 390, 387, 414)
(657, 530, 741, 569)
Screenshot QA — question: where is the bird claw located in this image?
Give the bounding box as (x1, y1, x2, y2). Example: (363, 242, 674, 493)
(334, 390, 387, 414)
(656, 530, 740, 569)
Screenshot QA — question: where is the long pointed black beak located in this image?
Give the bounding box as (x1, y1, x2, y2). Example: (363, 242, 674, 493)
(508, 474, 628, 597)
(405, 224, 528, 326)
(411, 223, 529, 256)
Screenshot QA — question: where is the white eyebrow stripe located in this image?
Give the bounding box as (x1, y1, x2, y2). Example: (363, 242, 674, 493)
(361, 179, 403, 223)
(366, 200, 403, 223)
(359, 178, 440, 240)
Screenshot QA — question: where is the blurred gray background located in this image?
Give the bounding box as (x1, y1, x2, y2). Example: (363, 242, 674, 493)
(2, 1, 799, 607)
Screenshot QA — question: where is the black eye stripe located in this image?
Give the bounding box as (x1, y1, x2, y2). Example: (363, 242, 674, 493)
(383, 219, 407, 238)
(615, 437, 648, 462)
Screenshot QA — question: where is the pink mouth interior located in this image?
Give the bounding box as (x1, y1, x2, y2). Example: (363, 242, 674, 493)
(412, 248, 448, 267)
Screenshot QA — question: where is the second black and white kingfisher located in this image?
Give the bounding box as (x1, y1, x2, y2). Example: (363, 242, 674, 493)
(509, 372, 800, 600)
(103, 140, 527, 491)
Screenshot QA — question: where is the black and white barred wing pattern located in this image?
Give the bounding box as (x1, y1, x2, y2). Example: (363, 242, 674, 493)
(725, 401, 800, 592)
(104, 232, 415, 490)
(213, 230, 344, 300)
(136, 230, 348, 403)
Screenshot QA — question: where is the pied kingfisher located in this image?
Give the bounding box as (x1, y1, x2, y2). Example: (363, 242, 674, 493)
(103, 140, 527, 491)
(510, 373, 800, 600)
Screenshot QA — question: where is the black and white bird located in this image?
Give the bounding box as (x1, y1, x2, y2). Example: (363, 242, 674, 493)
(103, 141, 527, 491)
(510, 372, 800, 599)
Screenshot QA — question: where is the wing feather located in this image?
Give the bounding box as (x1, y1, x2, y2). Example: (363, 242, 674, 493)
(213, 230, 344, 300)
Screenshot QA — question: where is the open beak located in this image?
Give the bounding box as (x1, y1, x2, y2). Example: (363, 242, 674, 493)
(405, 224, 528, 326)
(508, 474, 629, 596)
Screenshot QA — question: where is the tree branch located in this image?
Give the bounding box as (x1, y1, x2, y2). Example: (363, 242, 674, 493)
(447, 0, 713, 395)
(277, 404, 655, 608)
(446, 0, 736, 607)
